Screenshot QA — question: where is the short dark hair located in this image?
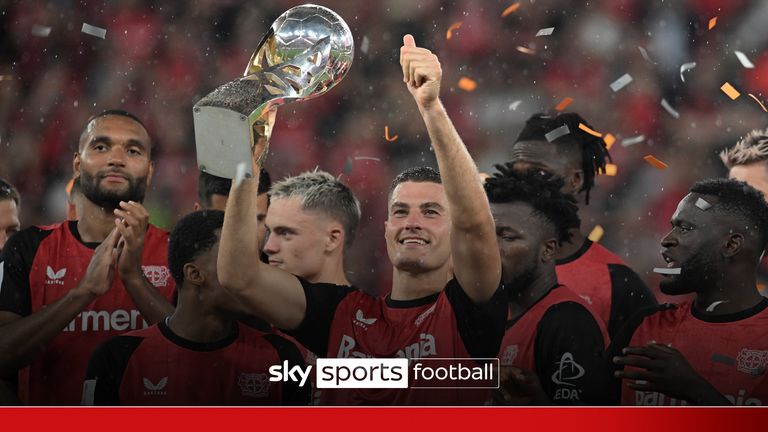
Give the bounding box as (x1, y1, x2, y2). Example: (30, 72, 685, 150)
(197, 169, 272, 207)
(389, 166, 442, 198)
(0, 177, 20, 206)
(79, 109, 150, 152)
(485, 164, 581, 245)
(689, 178, 768, 249)
(168, 210, 225, 286)
(515, 112, 611, 205)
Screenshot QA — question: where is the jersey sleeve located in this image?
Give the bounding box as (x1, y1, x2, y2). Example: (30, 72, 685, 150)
(283, 278, 356, 357)
(444, 278, 507, 359)
(607, 264, 658, 340)
(263, 333, 311, 405)
(0, 228, 46, 317)
(534, 301, 609, 405)
(82, 335, 144, 405)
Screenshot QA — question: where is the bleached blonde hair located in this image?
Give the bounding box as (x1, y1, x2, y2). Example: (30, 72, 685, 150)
(720, 128, 768, 169)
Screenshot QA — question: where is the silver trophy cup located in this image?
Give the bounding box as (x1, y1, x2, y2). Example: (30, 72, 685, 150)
(193, 3, 354, 178)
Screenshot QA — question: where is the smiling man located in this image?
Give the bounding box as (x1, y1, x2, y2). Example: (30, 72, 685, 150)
(611, 179, 768, 405)
(0, 110, 175, 405)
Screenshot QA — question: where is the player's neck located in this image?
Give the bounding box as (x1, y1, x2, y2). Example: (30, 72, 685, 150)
(77, 198, 121, 243)
(167, 300, 234, 343)
(308, 255, 350, 286)
(390, 264, 452, 301)
(693, 275, 763, 316)
(555, 228, 586, 260)
(507, 269, 558, 319)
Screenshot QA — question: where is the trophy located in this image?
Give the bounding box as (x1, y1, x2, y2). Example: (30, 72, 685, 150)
(193, 4, 354, 178)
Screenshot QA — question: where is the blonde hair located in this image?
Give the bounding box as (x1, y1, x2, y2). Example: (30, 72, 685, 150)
(720, 128, 768, 169)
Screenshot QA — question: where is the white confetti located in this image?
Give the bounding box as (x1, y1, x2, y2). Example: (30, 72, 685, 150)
(734, 51, 755, 69)
(695, 197, 712, 211)
(653, 267, 681, 275)
(620, 135, 646, 147)
(535, 27, 555, 37)
(81, 22, 106, 39)
(360, 36, 370, 55)
(233, 162, 247, 187)
(31, 25, 51, 37)
(679, 62, 696, 82)
(544, 125, 570, 142)
(509, 100, 522, 111)
(661, 98, 680, 119)
(610, 73, 633, 92)
(706, 300, 728, 312)
(638, 46, 656, 64)
(353, 156, 381, 162)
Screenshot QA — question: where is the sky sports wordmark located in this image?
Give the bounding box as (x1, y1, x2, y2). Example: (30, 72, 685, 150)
(269, 358, 500, 389)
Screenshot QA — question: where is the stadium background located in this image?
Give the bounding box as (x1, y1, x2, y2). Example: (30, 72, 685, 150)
(1, 0, 766, 298)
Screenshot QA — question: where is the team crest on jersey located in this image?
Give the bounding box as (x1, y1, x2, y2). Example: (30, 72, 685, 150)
(500, 345, 519, 366)
(143, 377, 168, 396)
(736, 349, 768, 376)
(45, 266, 66, 285)
(142, 265, 171, 287)
(237, 373, 270, 398)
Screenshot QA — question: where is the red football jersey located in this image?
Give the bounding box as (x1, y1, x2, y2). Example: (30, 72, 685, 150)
(556, 240, 656, 339)
(498, 285, 609, 404)
(286, 277, 507, 405)
(0, 221, 176, 405)
(620, 299, 768, 406)
(83, 320, 309, 405)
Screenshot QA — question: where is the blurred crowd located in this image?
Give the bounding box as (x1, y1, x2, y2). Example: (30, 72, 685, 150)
(1, 0, 767, 296)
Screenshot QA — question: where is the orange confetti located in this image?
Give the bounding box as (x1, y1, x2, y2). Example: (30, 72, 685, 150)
(458, 77, 477, 92)
(708, 16, 717, 30)
(501, 3, 521, 17)
(587, 225, 604, 243)
(748, 94, 768, 112)
(555, 97, 574, 112)
(759, 283, 767, 293)
(446, 22, 462, 40)
(604, 164, 618, 176)
(644, 155, 668, 170)
(603, 133, 616, 150)
(578, 122, 602, 138)
(516, 46, 535, 55)
(721, 82, 741, 100)
(384, 126, 398, 142)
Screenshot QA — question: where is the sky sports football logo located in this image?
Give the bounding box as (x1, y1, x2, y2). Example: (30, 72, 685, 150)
(269, 358, 499, 389)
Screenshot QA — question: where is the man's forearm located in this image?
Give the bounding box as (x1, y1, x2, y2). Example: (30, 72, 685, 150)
(219, 174, 262, 292)
(121, 273, 174, 324)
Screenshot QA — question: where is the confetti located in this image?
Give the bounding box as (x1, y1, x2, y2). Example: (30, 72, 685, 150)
(621, 135, 646, 147)
(587, 225, 604, 243)
(748, 94, 768, 112)
(354, 156, 381, 162)
(643, 155, 668, 170)
(81, 22, 106, 39)
(679, 62, 696, 83)
(610, 73, 633, 92)
(603, 133, 616, 150)
(31, 25, 51, 37)
(695, 197, 712, 211)
(458, 77, 477, 92)
(233, 162, 247, 187)
(446, 22, 462, 40)
(661, 98, 680, 119)
(343, 157, 353, 175)
(509, 100, 522, 111)
(604, 164, 618, 176)
(360, 36, 370, 55)
(734, 51, 755, 69)
(554, 97, 574, 112)
(516, 46, 535, 55)
(638, 46, 656, 64)
(0, 75, 14, 81)
(708, 16, 717, 30)
(578, 122, 602, 138)
(653, 267, 681, 275)
(384, 126, 398, 142)
(759, 283, 767, 293)
(501, 3, 521, 17)
(535, 27, 554, 37)
(720, 82, 741, 100)
(544, 124, 570, 142)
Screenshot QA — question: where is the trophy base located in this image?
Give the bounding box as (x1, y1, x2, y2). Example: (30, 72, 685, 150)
(193, 106, 253, 180)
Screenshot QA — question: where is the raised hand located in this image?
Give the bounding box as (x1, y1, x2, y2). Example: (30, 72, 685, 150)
(400, 34, 442, 110)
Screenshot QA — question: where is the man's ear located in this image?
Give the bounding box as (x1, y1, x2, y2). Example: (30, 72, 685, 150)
(541, 238, 558, 263)
(73, 152, 81, 177)
(183, 263, 205, 286)
(569, 169, 584, 194)
(147, 161, 154, 188)
(723, 233, 744, 258)
(193, 202, 202, 212)
(326, 224, 344, 254)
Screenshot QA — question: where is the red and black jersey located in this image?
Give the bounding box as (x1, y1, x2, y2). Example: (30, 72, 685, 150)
(285, 277, 507, 405)
(83, 319, 309, 405)
(556, 239, 657, 340)
(498, 284, 610, 405)
(613, 299, 768, 406)
(0, 221, 175, 405)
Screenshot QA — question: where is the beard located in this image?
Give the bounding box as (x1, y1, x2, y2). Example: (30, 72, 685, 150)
(659, 248, 721, 295)
(503, 255, 539, 297)
(80, 168, 147, 209)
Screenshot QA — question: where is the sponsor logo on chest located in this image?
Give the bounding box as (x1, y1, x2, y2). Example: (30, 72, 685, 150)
(337, 332, 437, 359)
(237, 373, 271, 398)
